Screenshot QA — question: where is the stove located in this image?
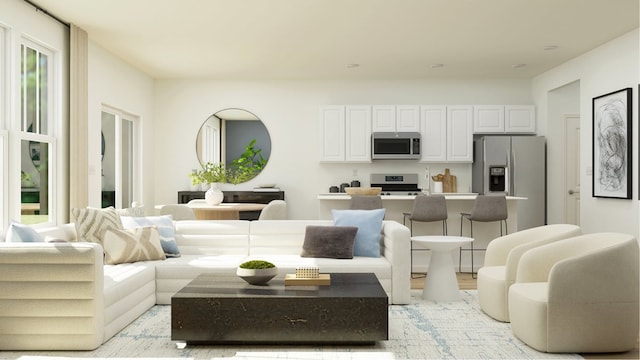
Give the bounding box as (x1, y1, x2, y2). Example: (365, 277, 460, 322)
(370, 173, 422, 196)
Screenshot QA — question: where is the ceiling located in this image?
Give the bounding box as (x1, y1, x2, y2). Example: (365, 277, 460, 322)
(29, 0, 639, 80)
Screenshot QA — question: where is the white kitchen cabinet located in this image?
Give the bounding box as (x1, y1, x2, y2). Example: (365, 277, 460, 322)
(319, 106, 346, 161)
(505, 105, 536, 133)
(371, 105, 396, 132)
(396, 105, 420, 132)
(345, 105, 372, 162)
(372, 105, 420, 132)
(473, 105, 505, 133)
(473, 105, 536, 134)
(446, 105, 474, 162)
(420, 105, 473, 163)
(319, 105, 371, 162)
(420, 106, 447, 162)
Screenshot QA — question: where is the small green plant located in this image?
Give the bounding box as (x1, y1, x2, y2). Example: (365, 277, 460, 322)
(189, 162, 228, 185)
(239, 260, 275, 269)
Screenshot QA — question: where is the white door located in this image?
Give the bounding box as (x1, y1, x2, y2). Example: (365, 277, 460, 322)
(564, 114, 580, 225)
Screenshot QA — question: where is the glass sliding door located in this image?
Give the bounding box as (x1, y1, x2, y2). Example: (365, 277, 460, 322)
(101, 108, 136, 209)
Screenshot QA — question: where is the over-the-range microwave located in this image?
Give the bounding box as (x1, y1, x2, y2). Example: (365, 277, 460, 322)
(371, 132, 421, 160)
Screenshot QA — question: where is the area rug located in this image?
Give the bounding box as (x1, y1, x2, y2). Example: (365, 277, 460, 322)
(5, 290, 582, 360)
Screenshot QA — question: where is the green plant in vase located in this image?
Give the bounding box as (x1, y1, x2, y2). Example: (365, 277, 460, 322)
(188, 162, 228, 205)
(189, 162, 228, 186)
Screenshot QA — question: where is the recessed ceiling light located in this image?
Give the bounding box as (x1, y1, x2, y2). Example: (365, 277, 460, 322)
(543, 45, 559, 51)
(430, 63, 444, 68)
(512, 63, 527, 69)
(346, 63, 360, 68)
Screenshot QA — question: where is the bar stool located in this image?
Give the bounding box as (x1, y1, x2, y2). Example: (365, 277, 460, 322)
(349, 195, 383, 210)
(459, 194, 507, 277)
(403, 194, 448, 278)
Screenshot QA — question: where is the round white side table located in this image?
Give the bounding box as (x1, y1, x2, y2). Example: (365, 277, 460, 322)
(411, 235, 473, 301)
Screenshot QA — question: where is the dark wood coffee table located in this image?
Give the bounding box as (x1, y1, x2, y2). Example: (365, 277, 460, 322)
(171, 272, 388, 344)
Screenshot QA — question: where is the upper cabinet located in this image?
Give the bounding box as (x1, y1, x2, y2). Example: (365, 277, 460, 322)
(319, 105, 371, 162)
(322, 103, 530, 164)
(473, 105, 505, 133)
(420, 106, 447, 162)
(505, 105, 536, 133)
(445, 105, 474, 162)
(372, 105, 420, 132)
(420, 105, 473, 163)
(473, 105, 536, 134)
(345, 106, 372, 162)
(395, 105, 420, 132)
(319, 106, 346, 162)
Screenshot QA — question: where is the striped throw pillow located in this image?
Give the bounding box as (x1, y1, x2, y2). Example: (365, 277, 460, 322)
(102, 227, 166, 265)
(72, 207, 123, 244)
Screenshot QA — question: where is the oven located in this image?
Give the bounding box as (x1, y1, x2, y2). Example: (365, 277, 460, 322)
(370, 173, 421, 195)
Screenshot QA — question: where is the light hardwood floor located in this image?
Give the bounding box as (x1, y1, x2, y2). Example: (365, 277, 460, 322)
(410, 273, 639, 360)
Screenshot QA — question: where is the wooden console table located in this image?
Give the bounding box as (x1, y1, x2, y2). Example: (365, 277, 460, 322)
(178, 190, 284, 220)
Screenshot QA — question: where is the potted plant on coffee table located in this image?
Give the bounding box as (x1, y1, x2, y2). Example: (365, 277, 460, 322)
(236, 260, 278, 285)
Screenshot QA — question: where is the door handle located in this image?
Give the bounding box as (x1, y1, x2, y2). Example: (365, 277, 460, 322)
(568, 189, 580, 195)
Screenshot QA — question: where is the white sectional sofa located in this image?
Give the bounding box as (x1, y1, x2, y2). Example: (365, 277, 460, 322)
(0, 219, 411, 350)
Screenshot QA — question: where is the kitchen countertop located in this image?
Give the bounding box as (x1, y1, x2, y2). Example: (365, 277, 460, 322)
(317, 193, 527, 200)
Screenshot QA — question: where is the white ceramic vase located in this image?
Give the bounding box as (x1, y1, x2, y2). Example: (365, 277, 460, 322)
(205, 183, 224, 205)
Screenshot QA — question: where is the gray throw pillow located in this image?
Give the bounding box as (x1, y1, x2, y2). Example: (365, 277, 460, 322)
(301, 225, 358, 259)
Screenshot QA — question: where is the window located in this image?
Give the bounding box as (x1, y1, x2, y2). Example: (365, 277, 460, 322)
(1, 2, 67, 230)
(19, 41, 55, 225)
(101, 108, 138, 209)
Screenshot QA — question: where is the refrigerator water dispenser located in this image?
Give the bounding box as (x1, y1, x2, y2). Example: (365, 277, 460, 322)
(489, 166, 506, 192)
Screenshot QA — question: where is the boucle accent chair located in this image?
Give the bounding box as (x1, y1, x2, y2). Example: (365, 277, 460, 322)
(508, 232, 639, 353)
(477, 223, 582, 322)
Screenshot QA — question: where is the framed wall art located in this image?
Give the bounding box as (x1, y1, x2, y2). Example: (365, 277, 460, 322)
(592, 87, 632, 199)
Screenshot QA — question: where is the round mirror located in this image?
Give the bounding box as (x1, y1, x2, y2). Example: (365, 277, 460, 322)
(196, 108, 271, 184)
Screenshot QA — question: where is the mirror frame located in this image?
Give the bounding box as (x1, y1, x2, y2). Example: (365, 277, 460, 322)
(195, 108, 271, 183)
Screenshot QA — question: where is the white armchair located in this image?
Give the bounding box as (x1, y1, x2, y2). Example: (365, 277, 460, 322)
(477, 224, 581, 322)
(508, 232, 639, 353)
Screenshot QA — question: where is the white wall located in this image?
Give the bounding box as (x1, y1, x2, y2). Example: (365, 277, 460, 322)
(532, 29, 639, 238)
(154, 79, 532, 219)
(87, 42, 155, 209)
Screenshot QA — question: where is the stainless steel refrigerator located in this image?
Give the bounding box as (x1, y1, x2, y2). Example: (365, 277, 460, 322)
(472, 135, 546, 230)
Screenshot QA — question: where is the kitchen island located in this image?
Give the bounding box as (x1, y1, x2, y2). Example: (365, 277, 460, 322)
(317, 193, 526, 273)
